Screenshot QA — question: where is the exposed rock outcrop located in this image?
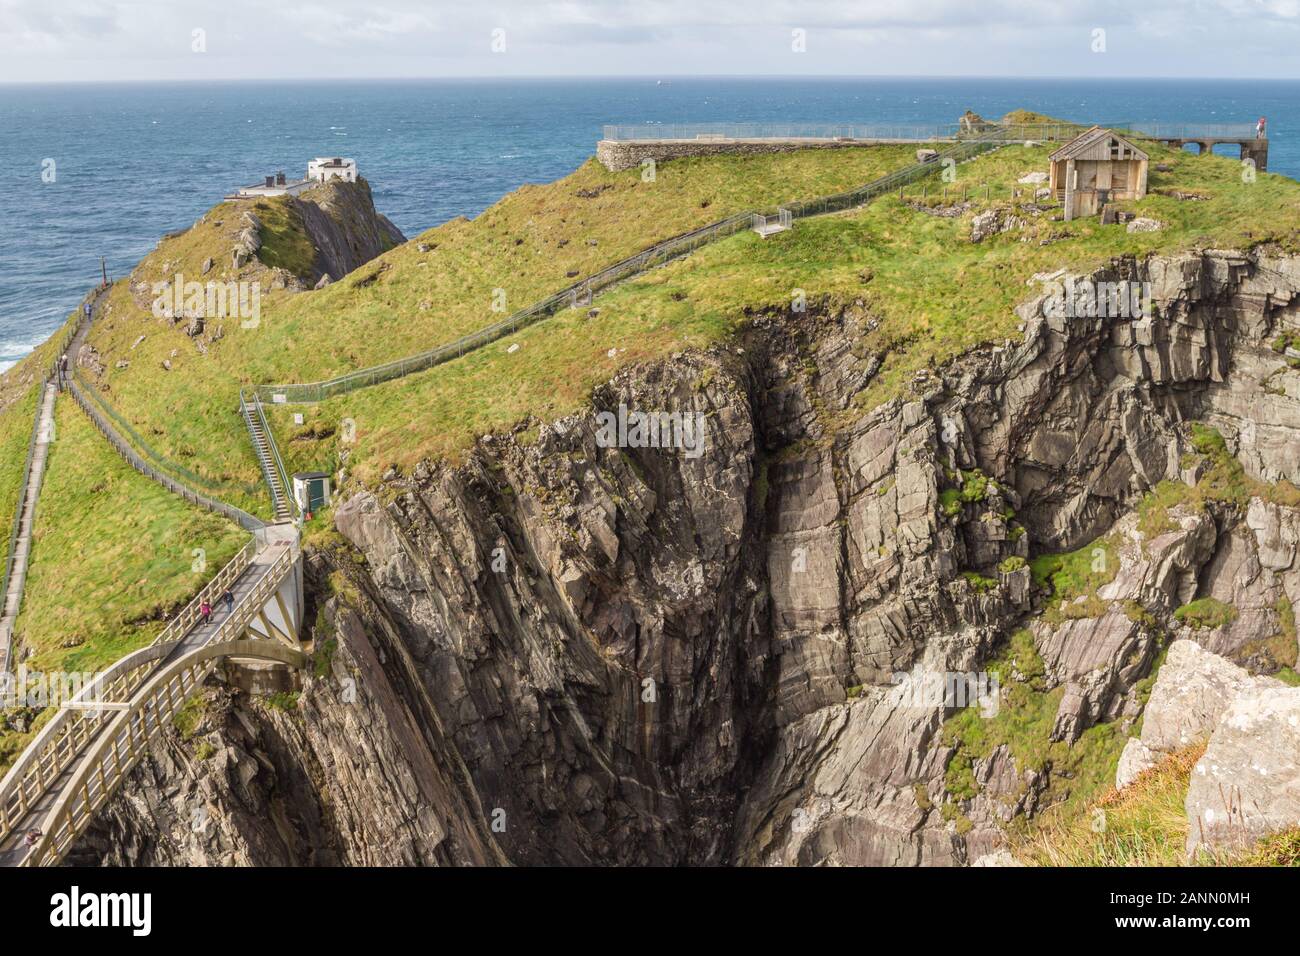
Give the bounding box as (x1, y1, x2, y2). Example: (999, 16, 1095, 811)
(1186, 686, 1300, 856)
(290, 178, 405, 284)
(79, 247, 1300, 866)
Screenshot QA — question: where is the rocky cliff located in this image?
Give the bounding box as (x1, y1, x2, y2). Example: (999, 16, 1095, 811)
(74, 247, 1300, 866)
(291, 178, 406, 284)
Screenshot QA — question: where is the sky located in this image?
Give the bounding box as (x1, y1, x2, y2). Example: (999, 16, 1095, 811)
(2, 0, 1300, 83)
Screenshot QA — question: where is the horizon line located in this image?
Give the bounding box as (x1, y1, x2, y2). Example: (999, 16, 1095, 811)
(2, 72, 1299, 88)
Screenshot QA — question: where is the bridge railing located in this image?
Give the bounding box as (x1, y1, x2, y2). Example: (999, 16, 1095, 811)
(0, 536, 256, 846)
(27, 546, 302, 867)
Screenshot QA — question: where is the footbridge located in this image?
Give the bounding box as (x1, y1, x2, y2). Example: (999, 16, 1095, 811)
(2, 111, 1273, 864)
(0, 524, 304, 867)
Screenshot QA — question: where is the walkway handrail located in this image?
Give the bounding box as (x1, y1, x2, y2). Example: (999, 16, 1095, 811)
(240, 389, 299, 521)
(70, 366, 263, 501)
(0, 390, 45, 652)
(257, 128, 1010, 406)
(0, 641, 180, 845)
(27, 637, 306, 867)
(67, 374, 265, 531)
(0, 537, 254, 845)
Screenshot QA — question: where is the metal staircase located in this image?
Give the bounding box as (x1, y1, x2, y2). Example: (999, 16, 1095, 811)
(240, 390, 293, 521)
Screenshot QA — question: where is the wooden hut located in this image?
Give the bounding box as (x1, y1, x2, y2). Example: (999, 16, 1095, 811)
(1049, 127, 1149, 221)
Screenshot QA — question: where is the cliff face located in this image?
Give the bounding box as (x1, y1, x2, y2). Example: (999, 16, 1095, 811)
(292, 178, 406, 283)
(75, 248, 1300, 866)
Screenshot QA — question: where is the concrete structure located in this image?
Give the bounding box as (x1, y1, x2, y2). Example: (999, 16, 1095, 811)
(1154, 134, 1268, 171)
(292, 471, 331, 515)
(597, 136, 911, 172)
(308, 157, 357, 183)
(1049, 127, 1149, 221)
(232, 169, 314, 199)
(228, 158, 358, 200)
(0, 526, 306, 867)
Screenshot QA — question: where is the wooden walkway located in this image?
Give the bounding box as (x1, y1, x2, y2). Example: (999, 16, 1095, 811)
(0, 382, 58, 673)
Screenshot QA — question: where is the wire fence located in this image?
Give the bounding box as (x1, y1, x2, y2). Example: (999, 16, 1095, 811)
(600, 120, 1261, 144)
(257, 129, 1016, 405)
(67, 376, 265, 532)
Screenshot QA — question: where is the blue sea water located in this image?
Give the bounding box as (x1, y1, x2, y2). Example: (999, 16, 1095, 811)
(1, 75, 1297, 373)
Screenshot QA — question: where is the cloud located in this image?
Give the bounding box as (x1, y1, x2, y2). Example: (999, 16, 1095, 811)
(0, 0, 1298, 81)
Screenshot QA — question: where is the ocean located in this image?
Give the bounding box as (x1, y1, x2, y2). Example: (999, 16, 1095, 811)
(1, 75, 1296, 373)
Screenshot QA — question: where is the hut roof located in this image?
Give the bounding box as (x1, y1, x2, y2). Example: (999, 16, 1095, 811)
(1049, 126, 1149, 163)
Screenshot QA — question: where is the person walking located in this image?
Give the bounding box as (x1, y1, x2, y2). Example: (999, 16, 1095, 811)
(222, 590, 234, 618)
(199, 600, 212, 625)
(1257, 116, 1267, 140)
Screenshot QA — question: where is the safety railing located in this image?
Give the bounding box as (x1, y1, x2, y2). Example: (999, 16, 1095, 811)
(256, 129, 1011, 406)
(240, 390, 298, 522)
(67, 374, 265, 531)
(0, 536, 255, 846)
(0, 390, 46, 663)
(0, 290, 100, 672)
(25, 544, 301, 867)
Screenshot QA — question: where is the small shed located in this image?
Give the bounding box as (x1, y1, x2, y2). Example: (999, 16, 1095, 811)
(292, 471, 331, 515)
(1049, 127, 1149, 221)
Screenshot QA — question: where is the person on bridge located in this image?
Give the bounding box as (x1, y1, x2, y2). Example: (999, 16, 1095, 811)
(222, 590, 234, 618)
(1258, 116, 1267, 139)
(200, 600, 212, 625)
(24, 828, 41, 847)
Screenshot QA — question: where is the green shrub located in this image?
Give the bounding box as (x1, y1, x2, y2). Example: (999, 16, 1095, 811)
(1173, 597, 1238, 631)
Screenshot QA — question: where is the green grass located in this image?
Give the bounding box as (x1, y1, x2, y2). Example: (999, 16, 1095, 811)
(254, 196, 319, 277)
(0, 382, 40, 573)
(1029, 531, 1120, 624)
(12, 399, 248, 673)
(941, 628, 1130, 831)
(1016, 744, 1206, 866)
(1173, 597, 1239, 631)
(80, 146, 931, 499)
(259, 141, 1300, 486)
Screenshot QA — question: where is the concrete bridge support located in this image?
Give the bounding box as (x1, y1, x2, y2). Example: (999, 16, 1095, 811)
(1159, 137, 1267, 171)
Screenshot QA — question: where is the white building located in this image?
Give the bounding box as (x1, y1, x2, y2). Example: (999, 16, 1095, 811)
(307, 157, 358, 184)
(228, 159, 360, 201)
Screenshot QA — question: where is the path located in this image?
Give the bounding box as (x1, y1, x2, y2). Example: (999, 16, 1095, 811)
(0, 382, 59, 673)
(0, 531, 300, 866)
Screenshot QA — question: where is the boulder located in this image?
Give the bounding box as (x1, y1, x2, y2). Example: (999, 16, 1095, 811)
(1141, 640, 1281, 754)
(1185, 686, 1300, 856)
(1127, 217, 1163, 234)
(1017, 171, 1048, 185)
(915, 148, 939, 163)
(314, 274, 332, 290)
(1116, 640, 1282, 788)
